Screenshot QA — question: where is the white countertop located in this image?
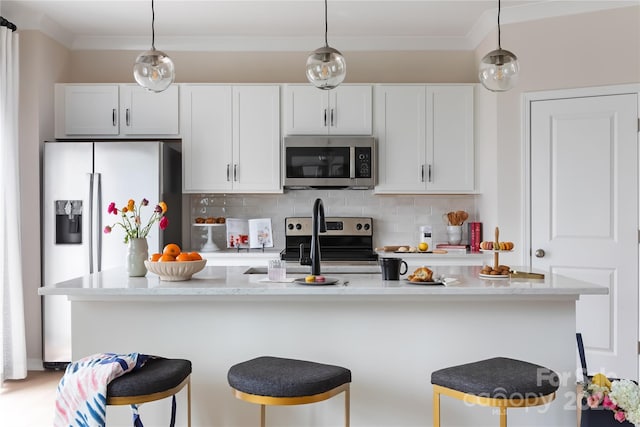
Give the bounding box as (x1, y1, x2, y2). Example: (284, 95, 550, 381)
(38, 264, 607, 300)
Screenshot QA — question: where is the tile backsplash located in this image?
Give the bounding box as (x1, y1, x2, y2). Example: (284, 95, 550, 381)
(188, 190, 479, 251)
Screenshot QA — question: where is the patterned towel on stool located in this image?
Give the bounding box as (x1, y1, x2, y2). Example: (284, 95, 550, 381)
(54, 352, 149, 427)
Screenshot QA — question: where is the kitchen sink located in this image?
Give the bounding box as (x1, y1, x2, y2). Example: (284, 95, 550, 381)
(244, 263, 381, 275)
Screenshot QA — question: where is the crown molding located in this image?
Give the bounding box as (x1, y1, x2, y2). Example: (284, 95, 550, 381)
(7, 1, 639, 53)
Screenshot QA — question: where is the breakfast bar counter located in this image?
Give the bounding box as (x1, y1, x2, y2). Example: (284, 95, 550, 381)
(39, 265, 605, 426)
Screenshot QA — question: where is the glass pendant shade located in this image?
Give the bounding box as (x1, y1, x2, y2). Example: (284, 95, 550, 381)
(479, 48, 519, 92)
(133, 48, 175, 93)
(306, 46, 346, 90)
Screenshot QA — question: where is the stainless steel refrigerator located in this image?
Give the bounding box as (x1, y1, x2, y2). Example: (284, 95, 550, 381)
(41, 140, 181, 369)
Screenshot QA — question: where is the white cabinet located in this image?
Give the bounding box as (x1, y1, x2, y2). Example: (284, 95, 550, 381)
(181, 85, 281, 193)
(57, 85, 120, 137)
(120, 85, 179, 135)
(284, 84, 372, 135)
(374, 84, 474, 193)
(54, 84, 180, 138)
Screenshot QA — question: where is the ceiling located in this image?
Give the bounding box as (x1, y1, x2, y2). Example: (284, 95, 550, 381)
(2, 0, 638, 51)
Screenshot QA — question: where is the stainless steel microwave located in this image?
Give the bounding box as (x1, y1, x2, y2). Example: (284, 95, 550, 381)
(283, 136, 376, 189)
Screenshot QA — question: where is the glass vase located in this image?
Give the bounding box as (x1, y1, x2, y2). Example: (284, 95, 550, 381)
(127, 237, 148, 277)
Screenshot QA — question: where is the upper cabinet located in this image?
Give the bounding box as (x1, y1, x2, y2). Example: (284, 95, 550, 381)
(120, 85, 179, 135)
(374, 84, 474, 194)
(181, 84, 281, 194)
(54, 84, 180, 138)
(284, 84, 372, 135)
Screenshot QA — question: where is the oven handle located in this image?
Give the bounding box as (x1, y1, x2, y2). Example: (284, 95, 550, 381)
(349, 146, 356, 179)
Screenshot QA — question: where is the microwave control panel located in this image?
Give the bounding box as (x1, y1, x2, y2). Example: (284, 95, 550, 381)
(355, 147, 372, 178)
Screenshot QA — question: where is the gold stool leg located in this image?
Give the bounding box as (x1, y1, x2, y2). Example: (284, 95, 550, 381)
(500, 407, 507, 427)
(260, 404, 266, 427)
(433, 386, 441, 427)
(187, 378, 192, 427)
(345, 385, 350, 427)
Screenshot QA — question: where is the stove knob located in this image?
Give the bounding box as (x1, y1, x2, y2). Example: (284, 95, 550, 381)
(287, 223, 294, 230)
(364, 223, 370, 231)
(296, 223, 302, 230)
(356, 223, 362, 231)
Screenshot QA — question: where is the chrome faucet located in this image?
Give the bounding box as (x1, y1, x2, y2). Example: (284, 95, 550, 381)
(310, 198, 326, 275)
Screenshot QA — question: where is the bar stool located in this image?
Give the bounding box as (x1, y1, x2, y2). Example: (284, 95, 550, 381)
(431, 357, 559, 427)
(107, 357, 192, 426)
(227, 356, 351, 427)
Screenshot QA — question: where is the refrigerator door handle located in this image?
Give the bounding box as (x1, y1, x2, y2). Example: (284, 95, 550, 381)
(95, 173, 102, 272)
(88, 173, 94, 274)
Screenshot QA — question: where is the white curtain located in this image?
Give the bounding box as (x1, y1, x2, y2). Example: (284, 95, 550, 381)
(0, 26, 26, 382)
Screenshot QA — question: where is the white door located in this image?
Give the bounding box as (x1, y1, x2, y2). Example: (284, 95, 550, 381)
(530, 92, 638, 379)
(181, 85, 233, 192)
(63, 85, 119, 136)
(427, 85, 474, 192)
(120, 84, 179, 135)
(374, 85, 426, 193)
(330, 85, 372, 135)
(232, 85, 281, 192)
(284, 85, 328, 135)
(95, 142, 161, 268)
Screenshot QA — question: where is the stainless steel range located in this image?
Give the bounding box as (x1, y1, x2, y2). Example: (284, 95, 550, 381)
(281, 216, 378, 262)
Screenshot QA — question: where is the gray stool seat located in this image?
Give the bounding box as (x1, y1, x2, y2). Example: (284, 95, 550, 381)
(431, 357, 558, 427)
(107, 357, 192, 398)
(431, 357, 559, 397)
(228, 356, 351, 397)
(228, 356, 352, 426)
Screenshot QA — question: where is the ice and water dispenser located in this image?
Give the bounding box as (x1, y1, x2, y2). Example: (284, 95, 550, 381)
(55, 200, 82, 244)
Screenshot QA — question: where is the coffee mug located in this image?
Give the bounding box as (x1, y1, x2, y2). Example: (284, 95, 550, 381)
(380, 257, 408, 280)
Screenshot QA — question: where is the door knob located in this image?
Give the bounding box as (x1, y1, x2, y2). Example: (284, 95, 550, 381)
(535, 249, 545, 258)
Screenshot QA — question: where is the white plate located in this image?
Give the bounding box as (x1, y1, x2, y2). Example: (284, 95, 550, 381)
(404, 279, 444, 286)
(479, 249, 513, 253)
(193, 223, 226, 227)
(479, 273, 510, 279)
(293, 277, 340, 286)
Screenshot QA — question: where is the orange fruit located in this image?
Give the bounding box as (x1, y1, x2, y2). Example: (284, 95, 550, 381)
(159, 254, 176, 262)
(150, 253, 162, 262)
(176, 252, 193, 262)
(188, 251, 202, 261)
(163, 243, 181, 257)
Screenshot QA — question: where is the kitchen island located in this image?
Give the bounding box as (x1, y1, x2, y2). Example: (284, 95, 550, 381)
(39, 265, 605, 426)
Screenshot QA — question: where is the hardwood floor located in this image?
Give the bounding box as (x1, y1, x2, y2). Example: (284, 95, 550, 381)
(0, 370, 63, 427)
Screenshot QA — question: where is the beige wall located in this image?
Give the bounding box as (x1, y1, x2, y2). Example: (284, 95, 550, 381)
(476, 6, 640, 265)
(21, 6, 640, 367)
(19, 30, 70, 368)
(67, 50, 477, 83)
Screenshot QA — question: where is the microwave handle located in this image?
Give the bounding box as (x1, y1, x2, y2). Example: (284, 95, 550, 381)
(350, 146, 356, 178)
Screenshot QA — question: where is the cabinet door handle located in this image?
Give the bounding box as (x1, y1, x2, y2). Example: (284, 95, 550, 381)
(112, 109, 116, 126)
(428, 164, 432, 182)
(324, 109, 328, 127)
(226, 164, 231, 182)
(234, 164, 238, 182)
(330, 108, 334, 127)
(421, 165, 425, 182)
(125, 108, 130, 126)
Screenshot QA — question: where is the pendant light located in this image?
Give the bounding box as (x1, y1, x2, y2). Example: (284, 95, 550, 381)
(306, 0, 346, 90)
(133, 0, 175, 92)
(478, 0, 519, 92)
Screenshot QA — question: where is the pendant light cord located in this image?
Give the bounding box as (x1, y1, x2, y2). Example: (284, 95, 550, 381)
(324, 0, 329, 47)
(497, 0, 502, 49)
(151, 0, 156, 50)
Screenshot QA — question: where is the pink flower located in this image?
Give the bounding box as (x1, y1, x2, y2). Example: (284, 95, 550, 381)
(159, 216, 169, 230)
(107, 202, 117, 215)
(614, 410, 627, 422)
(141, 198, 149, 206)
(103, 225, 112, 234)
(587, 393, 603, 408)
(603, 395, 618, 410)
